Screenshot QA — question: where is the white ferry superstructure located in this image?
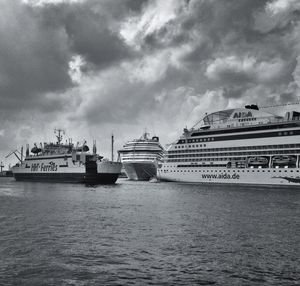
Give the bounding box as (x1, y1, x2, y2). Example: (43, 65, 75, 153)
(157, 105, 300, 186)
(118, 133, 165, 181)
(11, 129, 122, 184)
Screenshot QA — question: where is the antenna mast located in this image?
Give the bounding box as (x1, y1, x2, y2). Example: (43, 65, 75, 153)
(54, 128, 65, 144)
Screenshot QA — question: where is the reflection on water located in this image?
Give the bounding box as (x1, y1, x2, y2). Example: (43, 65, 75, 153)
(0, 177, 299, 285)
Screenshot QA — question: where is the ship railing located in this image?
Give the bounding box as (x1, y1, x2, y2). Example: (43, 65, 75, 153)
(191, 115, 300, 132)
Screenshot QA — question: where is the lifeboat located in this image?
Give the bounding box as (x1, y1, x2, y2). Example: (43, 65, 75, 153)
(248, 156, 269, 167)
(75, 145, 89, 152)
(272, 155, 296, 167)
(31, 146, 42, 154)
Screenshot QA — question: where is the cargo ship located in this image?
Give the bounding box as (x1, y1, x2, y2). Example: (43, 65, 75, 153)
(10, 129, 122, 184)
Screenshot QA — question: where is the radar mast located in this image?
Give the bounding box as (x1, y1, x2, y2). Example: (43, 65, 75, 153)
(54, 128, 65, 145)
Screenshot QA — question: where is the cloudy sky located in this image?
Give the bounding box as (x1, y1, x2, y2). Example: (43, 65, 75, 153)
(1, 0, 300, 166)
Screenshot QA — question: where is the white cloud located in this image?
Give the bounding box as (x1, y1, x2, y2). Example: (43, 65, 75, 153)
(120, 0, 183, 49)
(124, 54, 167, 84)
(206, 55, 286, 84)
(22, 0, 84, 6)
(266, 0, 300, 15)
(254, 0, 300, 32)
(68, 54, 85, 84)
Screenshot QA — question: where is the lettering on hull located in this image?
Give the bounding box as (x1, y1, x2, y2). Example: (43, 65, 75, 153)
(31, 161, 58, 172)
(202, 173, 240, 180)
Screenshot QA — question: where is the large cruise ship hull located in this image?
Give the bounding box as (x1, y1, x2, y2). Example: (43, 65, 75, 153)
(123, 162, 157, 181)
(158, 166, 300, 187)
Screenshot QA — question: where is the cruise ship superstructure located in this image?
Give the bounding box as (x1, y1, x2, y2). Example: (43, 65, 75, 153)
(157, 105, 300, 186)
(11, 129, 122, 184)
(119, 132, 165, 181)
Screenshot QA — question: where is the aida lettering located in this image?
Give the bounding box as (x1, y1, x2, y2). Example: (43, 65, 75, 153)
(233, 111, 252, 118)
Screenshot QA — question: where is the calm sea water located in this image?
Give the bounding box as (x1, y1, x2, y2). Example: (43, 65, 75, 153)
(0, 177, 299, 286)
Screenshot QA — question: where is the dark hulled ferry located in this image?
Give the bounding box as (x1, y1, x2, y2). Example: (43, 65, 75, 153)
(11, 129, 122, 184)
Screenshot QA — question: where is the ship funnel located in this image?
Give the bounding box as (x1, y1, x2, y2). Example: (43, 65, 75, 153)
(111, 134, 114, 162)
(93, 140, 97, 154)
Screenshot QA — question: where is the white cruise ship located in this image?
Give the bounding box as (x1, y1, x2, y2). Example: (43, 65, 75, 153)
(157, 105, 300, 187)
(118, 132, 165, 180)
(11, 129, 122, 184)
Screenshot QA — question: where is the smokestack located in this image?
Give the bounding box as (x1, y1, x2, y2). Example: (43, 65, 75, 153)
(21, 146, 23, 162)
(111, 134, 114, 162)
(26, 144, 29, 157)
(93, 140, 97, 155)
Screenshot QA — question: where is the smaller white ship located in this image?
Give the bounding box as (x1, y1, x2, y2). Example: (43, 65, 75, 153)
(118, 132, 165, 181)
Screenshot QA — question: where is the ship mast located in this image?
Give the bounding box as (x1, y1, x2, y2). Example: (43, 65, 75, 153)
(54, 128, 65, 145)
(111, 134, 114, 162)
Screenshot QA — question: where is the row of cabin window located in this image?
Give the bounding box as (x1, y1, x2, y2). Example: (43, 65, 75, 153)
(174, 144, 206, 149)
(167, 149, 300, 158)
(176, 131, 295, 144)
(163, 169, 299, 173)
(122, 157, 157, 160)
(238, 118, 257, 122)
(166, 154, 298, 162)
(167, 158, 246, 162)
(171, 143, 300, 153)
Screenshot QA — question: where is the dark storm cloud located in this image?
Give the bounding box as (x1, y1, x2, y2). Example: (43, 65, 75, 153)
(63, 8, 131, 69)
(37, 0, 138, 70)
(0, 1, 72, 113)
(0, 0, 143, 119)
(125, 0, 150, 13)
(130, 0, 299, 102)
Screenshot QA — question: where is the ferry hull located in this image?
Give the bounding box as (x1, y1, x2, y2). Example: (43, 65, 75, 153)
(12, 160, 122, 185)
(123, 162, 157, 181)
(13, 172, 119, 184)
(158, 167, 300, 187)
